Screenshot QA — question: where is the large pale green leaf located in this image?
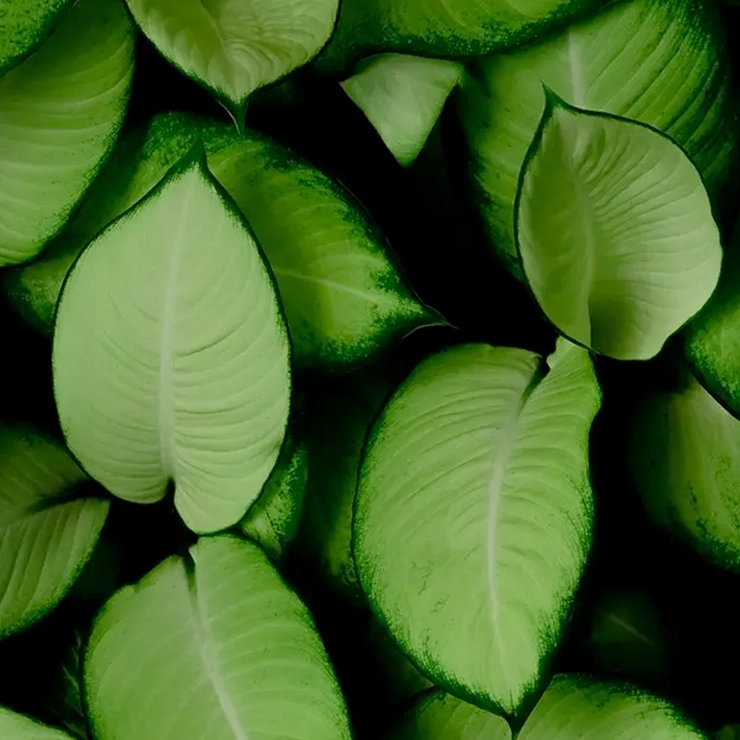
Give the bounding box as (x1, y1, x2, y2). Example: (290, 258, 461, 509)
(628, 367, 740, 571)
(0, 0, 74, 73)
(516, 97, 721, 361)
(355, 339, 601, 718)
(457, 0, 736, 277)
(0, 707, 76, 739)
(340, 54, 463, 167)
(0, 0, 135, 266)
(85, 535, 352, 740)
(314, 0, 604, 75)
(0, 425, 109, 638)
(390, 676, 705, 739)
(7, 111, 434, 372)
(684, 224, 740, 418)
(123, 0, 339, 126)
(239, 431, 308, 562)
(52, 152, 291, 535)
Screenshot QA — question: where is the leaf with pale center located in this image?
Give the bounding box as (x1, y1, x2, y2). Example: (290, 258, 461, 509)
(516, 97, 721, 361)
(341, 54, 463, 167)
(0, 425, 109, 638)
(355, 338, 601, 718)
(457, 0, 736, 276)
(85, 535, 352, 740)
(0, 0, 135, 266)
(123, 0, 339, 126)
(52, 151, 291, 535)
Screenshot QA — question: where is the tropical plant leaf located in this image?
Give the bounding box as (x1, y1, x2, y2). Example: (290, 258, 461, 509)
(457, 0, 736, 276)
(390, 676, 706, 739)
(7, 111, 434, 373)
(0, 0, 135, 267)
(0, 0, 74, 73)
(628, 366, 740, 571)
(314, 0, 605, 75)
(354, 338, 601, 718)
(684, 223, 740, 418)
(123, 0, 339, 126)
(52, 150, 291, 535)
(516, 96, 721, 361)
(239, 431, 308, 562)
(0, 707, 76, 739)
(46, 627, 90, 740)
(85, 535, 352, 740)
(340, 54, 463, 167)
(0, 425, 109, 638)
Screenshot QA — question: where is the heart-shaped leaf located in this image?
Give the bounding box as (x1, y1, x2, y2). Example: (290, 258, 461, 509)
(123, 0, 339, 126)
(684, 224, 740, 418)
(355, 338, 601, 718)
(457, 0, 736, 276)
(0, 425, 109, 638)
(239, 431, 308, 562)
(52, 149, 291, 535)
(0, 0, 73, 73)
(85, 535, 352, 740)
(628, 367, 740, 571)
(340, 54, 463, 167)
(0, 0, 135, 266)
(315, 0, 604, 75)
(390, 675, 705, 739)
(0, 707, 77, 739)
(516, 96, 721, 361)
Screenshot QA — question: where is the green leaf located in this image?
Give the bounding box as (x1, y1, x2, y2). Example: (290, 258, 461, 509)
(457, 0, 737, 277)
(0, 707, 76, 739)
(0, 0, 135, 266)
(202, 122, 438, 372)
(516, 97, 721, 361)
(52, 152, 291, 535)
(85, 535, 352, 739)
(0, 0, 74, 73)
(239, 431, 308, 562)
(7, 111, 435, 373)
(0, 425, 109, 638)
(390, 676, 706, 739)
(123, 0, 339, 126)
(314, 0, 604, 75)
(47, 627, 90, 740)
(684, 224, 740, 418)
(340, 54, 463, 167)
(355, 338, 601, 718)
(628, 367, 740, 571)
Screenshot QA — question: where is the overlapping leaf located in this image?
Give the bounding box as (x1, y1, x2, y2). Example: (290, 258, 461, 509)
(0, 707, 76, 739)
(355, 339, 601, 717)
(52, 152, 291, 534)
(85, 536, 352, 740)
(0, 0, 135, 266)
(516, 97, 721, 361)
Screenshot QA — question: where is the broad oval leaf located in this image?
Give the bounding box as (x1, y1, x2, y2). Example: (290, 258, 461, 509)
(516, 97, 721, 361)
(7, 111, 434, 373)
(315, 0, 604, 76)
(0, 707, 76, 739)
(457, 0, 736, 276)
(390, 676, 706, 740)
(0, 0, 73, 73)
(628, 368, 740, 571)
(124, 0, 339, 125)
(340, 54, 463, 167)
(0, 0, 135, 266)
(684, 224, 740, 418)
(355, 339, 601, 717)
(239, 431, 308, 562)
(85, 535, 352, 740)
(52, 152, 291, 535)
(0, 424, 109, 638)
